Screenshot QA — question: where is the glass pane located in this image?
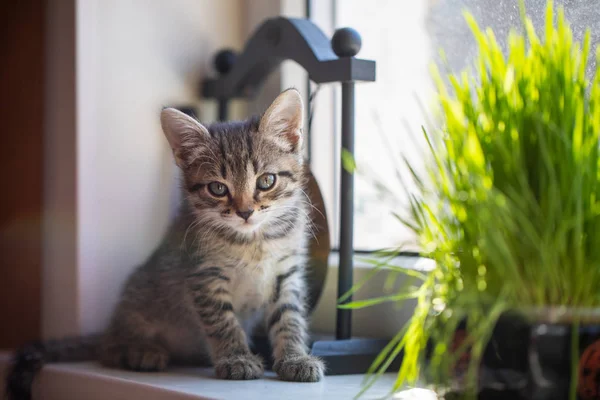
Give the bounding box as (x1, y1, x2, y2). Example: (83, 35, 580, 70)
(335, 0, 600, 251)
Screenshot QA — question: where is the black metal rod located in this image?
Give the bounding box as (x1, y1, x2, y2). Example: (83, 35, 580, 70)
(218, 99, 229, 121)
(306, 90, 312, 164)
(336, 81, 355, 340)
(305, 0, 312, 163)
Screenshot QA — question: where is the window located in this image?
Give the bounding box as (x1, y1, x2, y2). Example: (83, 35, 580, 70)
(309, 0, 600, 252)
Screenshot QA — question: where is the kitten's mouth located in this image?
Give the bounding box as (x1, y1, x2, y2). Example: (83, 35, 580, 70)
(235, 219, 260, 232)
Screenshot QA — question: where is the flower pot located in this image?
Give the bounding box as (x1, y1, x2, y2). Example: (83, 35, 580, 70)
(440, 308, 600, 400)
(437, 312, 530, 399)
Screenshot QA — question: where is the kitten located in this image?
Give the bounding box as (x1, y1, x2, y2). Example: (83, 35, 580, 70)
(6, 89, 324, 400)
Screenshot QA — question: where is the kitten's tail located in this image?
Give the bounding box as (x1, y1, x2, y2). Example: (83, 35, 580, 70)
(5, 334, 102, 400)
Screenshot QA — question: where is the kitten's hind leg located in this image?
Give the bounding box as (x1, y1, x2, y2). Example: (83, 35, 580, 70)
(99, 340, 170, 372)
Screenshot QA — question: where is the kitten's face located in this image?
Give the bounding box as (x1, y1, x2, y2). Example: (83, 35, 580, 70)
(182, 123, 304, 235)
(161, 89, 305, 240)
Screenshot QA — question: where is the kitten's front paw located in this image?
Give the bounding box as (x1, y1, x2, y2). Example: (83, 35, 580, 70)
(273, 354, 324, 382)
(215, 353, 264, 380)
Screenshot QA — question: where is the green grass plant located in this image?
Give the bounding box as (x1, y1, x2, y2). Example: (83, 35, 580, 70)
(342, 2, 600, 398)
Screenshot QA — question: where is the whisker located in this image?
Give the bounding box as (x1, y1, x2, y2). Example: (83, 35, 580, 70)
(298, 188, 325, 220)
(181, 219, 202, 251)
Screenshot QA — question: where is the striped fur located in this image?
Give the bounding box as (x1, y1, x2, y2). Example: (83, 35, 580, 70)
(5, 90, 322, 399)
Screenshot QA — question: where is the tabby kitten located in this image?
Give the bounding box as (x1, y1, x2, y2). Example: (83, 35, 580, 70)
(7, 89, 324, 400)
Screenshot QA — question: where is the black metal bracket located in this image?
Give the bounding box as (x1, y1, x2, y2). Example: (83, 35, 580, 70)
(200, 16, 393, 376)
(201, 17, 375, 101)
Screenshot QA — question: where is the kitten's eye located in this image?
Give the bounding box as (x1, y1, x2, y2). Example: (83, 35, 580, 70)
(256, 173, 276, 191)
(208, 182, 228, 197)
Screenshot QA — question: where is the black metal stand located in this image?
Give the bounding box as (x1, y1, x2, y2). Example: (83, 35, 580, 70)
(201, 17, 398, 375)
(337, 81, 355, 340)
(217, 99, 229, 122)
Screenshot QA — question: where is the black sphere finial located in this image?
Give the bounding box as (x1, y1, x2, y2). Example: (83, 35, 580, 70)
(331, 27, 362, 58)
(214, 49, 237, 75)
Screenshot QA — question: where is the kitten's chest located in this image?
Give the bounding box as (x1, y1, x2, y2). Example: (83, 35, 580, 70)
(230, 257, 278, 314)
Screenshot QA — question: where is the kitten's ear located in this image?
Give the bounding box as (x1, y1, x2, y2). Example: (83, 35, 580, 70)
(160, 108, 210, 167)
(259, 89, 304, 152)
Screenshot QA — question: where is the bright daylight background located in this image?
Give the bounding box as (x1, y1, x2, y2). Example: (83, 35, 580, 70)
(330, 0, 600, 251)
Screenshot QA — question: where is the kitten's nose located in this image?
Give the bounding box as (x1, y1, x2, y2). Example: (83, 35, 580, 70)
(236, 209, 254, 221)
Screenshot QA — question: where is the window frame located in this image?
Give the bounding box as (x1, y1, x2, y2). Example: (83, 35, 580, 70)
(305, 0, 340, 250)
(306, 0, 422, 255)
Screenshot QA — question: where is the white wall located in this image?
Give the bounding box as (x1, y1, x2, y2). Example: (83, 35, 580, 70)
(44, 0, 244, 338)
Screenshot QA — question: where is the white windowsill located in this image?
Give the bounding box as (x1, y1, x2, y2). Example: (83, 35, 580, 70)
(0, 255, 434, 400)
(327, 252, 432, 270)
(309, 253, 431, 339)
(0, 352, 438, 400)
(0, 254, 434, 399)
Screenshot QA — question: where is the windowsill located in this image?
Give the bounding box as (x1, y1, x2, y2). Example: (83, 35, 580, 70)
(0, 254, 435, 399)
(327, 251, 432, 270)
(0, 352, 437, 400)
(309, 252, 430, 339)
